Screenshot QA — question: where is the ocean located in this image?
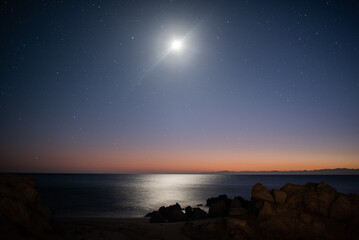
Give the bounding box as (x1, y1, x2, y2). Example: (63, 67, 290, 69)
(32, 174, 359, 217)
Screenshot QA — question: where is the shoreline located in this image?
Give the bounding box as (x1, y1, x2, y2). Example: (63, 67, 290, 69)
(52, 216, 216, 240)
(2, 174, 359, 239)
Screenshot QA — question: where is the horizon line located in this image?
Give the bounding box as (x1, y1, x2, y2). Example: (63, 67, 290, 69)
(2, 167, 359, 175)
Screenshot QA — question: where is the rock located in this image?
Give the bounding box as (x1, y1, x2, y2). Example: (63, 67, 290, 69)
(234, 196, 251, 209)
(168, 207, 186, 222)
(311, 220, 326, 236)
(165, 203, 186, 222)
(285, 189, 304, 209)
(274, 204, 297, 217)
(144, 211, 156, 217)
(206, 194, 231, 217)
(192, 208, 208, 220)
(301, 182, 334, 216)
(185, 206, 193, 219)
(227, 218, 251, 234)
(230, 198, 242, 209)
(209, 200, 228, 217)
(300, 213, 312, 224)
(181, 182, 359, 240)
(349, 194, 359, 216)
(303, 187, 319, 213)
(251, 183, 274, 203)
(149, 211, 166, 223)
(0, 174, 53, 239)
(258, 201, 275, 219)
(229, 198, 249, 217)
(206, 194, 230, 207)
(259, 215, 294, 233)
(272, 189, 287, 204)
(316, 182, 337, 216)
(254, 199, 264, 211)
(330, 195, 352, 220)
(150, 203, 187, 222)
(0, 197, 30, 225)
(229, 207, 248, 217)
(281, 183, 305, 194)
(158, 206, 167, 218)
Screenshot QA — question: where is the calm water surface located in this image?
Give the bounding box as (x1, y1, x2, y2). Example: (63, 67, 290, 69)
(33, 174, 359, 217)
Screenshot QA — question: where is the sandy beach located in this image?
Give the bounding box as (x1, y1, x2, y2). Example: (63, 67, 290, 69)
(52, 217, 212, 240)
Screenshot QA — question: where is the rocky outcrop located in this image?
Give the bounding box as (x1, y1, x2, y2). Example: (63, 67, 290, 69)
(272, 189, 287, 204)
(251, 182, 359, 239)
(0, 174, 53, 239)
(182, 182, 359, 240)
(251, 183, 275, 203)
(147, 203, 209, 223)
(147, 203, 187, 223)
(185, 206, 208, 220)
(207, 194, 236, 217)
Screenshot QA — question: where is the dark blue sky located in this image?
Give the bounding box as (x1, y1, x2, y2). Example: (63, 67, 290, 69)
(1, 0, 359, 172)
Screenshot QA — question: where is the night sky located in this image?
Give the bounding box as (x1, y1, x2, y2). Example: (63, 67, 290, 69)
(1, 0, 359, 172)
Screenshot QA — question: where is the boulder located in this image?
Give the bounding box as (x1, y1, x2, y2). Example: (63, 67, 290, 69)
(251, 183, 274, 203)
(144, 211, 156, 217)
(192, 208, 208, 220)
(303, 187, 319, 213)
(207, 194, 231, 217)
(185, 206, 193, 219)
(233, 196, 251, 209)
(206, 194, 230, 207)
(227, 218, 251, 234)
(209, 200, 228, 217)
(259, 215, 294, 233)
(285, 189, 304, 209)
(316, 182, 337, 216)
(300, 213, 312, 224)
(149, 203, 187, 222)
(183, 182, 359, 240)
(274, 204, 297, 218)
(0, 174, 53, 239)
(158, 206, 167, 219)
(168, 208, 186, 222)
(281, 183, 305, 195)
(229, 207, 248, 217)
(330, 195, 352, 220)
(230, 198, 242, 209)
(272, 189, 287, 204)
(167, 204, 186, 222)
(258, 201, 275, 219)
(310, 220, 326, 236)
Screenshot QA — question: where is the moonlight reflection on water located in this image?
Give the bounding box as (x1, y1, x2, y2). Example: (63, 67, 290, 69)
(34, 174, 359, 217)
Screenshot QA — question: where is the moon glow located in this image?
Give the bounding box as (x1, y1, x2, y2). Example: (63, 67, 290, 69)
(170, 40, 183, 52)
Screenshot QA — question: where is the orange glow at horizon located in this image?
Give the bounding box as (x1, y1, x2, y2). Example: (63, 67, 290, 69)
(2, 147, 359, 173)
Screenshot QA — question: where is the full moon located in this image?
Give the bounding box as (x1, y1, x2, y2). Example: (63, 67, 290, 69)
(170, 40, 183, 51)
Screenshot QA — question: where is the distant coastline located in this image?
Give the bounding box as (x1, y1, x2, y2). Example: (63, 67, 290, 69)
(210, 168, 359, 175)
(2, 168, 359, 175)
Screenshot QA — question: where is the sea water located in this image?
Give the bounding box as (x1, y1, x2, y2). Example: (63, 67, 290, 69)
(32, 174, 359, 217)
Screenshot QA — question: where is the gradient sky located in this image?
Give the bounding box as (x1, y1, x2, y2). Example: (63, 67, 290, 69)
(1, 0, 359, 172)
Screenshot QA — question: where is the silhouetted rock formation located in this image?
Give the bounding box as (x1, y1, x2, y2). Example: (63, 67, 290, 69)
(206, 194, 231, 217)
(0, 174, 53, 239)
(185, 206, 208, 220)
(147, 203, 187, 223)
(182, 182, 359, 239)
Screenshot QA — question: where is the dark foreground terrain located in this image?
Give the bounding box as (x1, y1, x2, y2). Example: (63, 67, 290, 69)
(1, 174, 359, 239)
